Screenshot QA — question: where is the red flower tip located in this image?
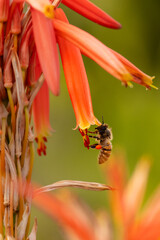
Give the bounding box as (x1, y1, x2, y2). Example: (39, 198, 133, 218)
(79, 128, 90, 149)
(33, 77, 52, 157)
(36, 136, 47, 156)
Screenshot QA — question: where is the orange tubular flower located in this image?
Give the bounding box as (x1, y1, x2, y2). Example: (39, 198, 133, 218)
(55, 9, 99, 129)
(109, 49, 155, 88)
(33, 81, 51, 156)
(31, 8, 60, 96)
(0, 0, 9, 54)
(53, 18, 154, 88)
(61, 0, 121, 29)
(10, 0, 154, 147)
(30, 52, 52, 156)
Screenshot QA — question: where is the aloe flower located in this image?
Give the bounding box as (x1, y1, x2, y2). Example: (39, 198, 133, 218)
(61, 0, 122, 29)
(0, 0, 156, 240)
(33, 155, 160, 240)
(14, 0, 155, 135)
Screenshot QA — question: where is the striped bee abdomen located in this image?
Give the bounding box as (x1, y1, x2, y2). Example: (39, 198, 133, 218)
(98, 142, 112, 164)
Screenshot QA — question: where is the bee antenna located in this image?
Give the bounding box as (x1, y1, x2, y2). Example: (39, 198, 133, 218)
(102, 116, 104, 124)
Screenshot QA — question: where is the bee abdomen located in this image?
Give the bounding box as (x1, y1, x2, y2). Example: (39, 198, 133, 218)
(98, 143, 112, 164)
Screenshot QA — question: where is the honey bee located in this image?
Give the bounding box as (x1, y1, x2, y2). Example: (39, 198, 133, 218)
(88, 119, 113, 164)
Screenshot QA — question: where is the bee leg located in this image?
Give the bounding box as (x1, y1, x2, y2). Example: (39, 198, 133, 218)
(87, 130, 98, 134)
(88, 135, 100, 140)
(89, 143, 99, 149)
(89, 144, 102, 149)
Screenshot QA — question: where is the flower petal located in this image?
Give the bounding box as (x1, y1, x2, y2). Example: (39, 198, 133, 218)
(62, 0, 121, 29)
(31, 8, 60, 95)
(53, 18, 133, 85)
(0, 0, 9, 22)
(105, 153, 127, 229)
(33, 191, 96, 240)
(33, 80, 51, 155)
(130, 188, 160, 240)
(123, 158, 150, 224)
(32, 53, 52, 156)
(53, 18, 154, 88)
(55, 9, 99, 129)
(109, 49, 154, 88)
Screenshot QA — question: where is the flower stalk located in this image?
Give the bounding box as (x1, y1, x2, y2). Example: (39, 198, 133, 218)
(7, 88, 16, 134)
(21, 106, 29, 167)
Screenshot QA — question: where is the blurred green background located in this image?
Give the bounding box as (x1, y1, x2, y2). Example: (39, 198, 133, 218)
(31, 0, 160, 239)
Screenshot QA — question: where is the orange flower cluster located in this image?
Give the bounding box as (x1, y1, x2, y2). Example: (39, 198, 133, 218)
(1, 0, 154, 155)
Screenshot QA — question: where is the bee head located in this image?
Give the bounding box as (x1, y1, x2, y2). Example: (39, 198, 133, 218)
(95, 123, 108, 133)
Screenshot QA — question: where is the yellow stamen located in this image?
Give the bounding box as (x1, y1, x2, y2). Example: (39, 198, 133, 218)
(150, 84, 158, 90)
(44, 5, 54, 18)
(126, 81, 133, 88)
